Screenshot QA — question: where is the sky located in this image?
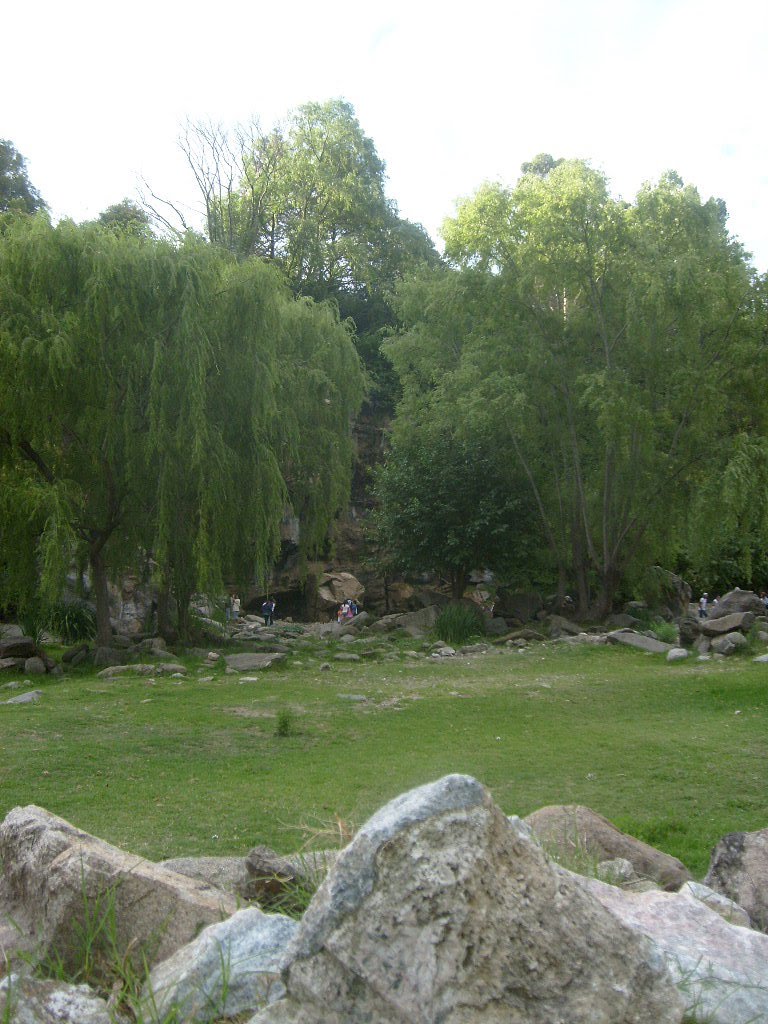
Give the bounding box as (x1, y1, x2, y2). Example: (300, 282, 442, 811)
(4, 0, 767, 270)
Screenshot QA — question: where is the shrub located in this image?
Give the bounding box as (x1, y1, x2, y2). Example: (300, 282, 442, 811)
(649, 619, 678, 645)
(48, 600, 97, 644)
(433, 603, 484, 646)
(276, 708, 294, 737)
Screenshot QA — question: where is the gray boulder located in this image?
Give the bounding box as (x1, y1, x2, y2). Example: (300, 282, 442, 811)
(0, 805, 237, 972)
(607, 629, 673, 654)
(0, 975, 120, 1024)
(225, 652, 287, 671)
(160, 856, 251, 899)
(144, 907, 297, 1022)
(705, 827, 768, 931)
(710, 632, 747, 656)
(702, 611, 755, 636)
(0, 637, 37, 659)
(579, 874, 768, 1024)
(666, 647, 689, 663)
(708, 589, 766, 619)
(2, 689, 43, 705)
(524, 804, 691, 890)
(677, 614, 701, 647)
(252, 775, 683, 1023)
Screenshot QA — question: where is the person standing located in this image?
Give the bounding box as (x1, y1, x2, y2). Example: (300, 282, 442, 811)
(698, 593, 708, 619)
(232, 593, 241, 622)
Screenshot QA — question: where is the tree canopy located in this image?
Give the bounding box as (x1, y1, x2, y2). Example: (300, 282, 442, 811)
(0, 139, 46, 215)
(385, 161, 765, 614)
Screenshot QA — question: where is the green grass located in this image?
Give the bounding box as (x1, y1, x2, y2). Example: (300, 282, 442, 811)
(2, 641, 767, 878)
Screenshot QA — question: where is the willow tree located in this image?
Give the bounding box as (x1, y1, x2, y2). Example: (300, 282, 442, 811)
(0, 216, 364, 642)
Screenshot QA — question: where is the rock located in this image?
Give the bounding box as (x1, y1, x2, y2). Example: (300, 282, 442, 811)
(245, 845, 315, 904)
(710, 633, 747, 655)
(579, 873, 768, 1024)
(316, 572, 365, 612)
(495, 588, 543, 622)
(61, 643, 90, 664)
(333, 653, 361, 663)
(753, 653, 768, 663)
(607, 613, 643, 629)
(252, 775, 683, 1024)
(708, 589, 766, 620)
(370, 605, 441, 634)
(705, 827, 768, 931)
(0, 975, 119, 1024)
(546, 614, 583, 637)
(524, 804, 692, 890)
(666, 647, 689, 662)
(0, 637, 37, 659)
(97, 663, 155, 677)
(224, 652, 287, 672)
(160, 856, 251, 899)
(143, 907, 297, 1023)
(484, 616, 510, 636)
(597, 857, 636, 884)
(22, 656, 46, 675)
(2, 689, 43, 705)
(0, 657, 25, 671)
(702, 611, 755, 636)
(606, 629, 673, 654)
(677, 615, 701, 646)
(0, 805, 237, 972)
(431, 646, 456, 657)
(679, 881, 752, 928)
(644, 567, 692, 618)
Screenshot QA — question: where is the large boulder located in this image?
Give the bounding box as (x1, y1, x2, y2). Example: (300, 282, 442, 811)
(160, 855, 252, 899)
(370, 605, 441, 635)
(524, 804, 692, 890)
(702, 611, 755, 636)
(143, 907, 297, 1023)
(708, 589, 766, 620)
(316, 573, 365, 612)
(579, 874, 768, 1024)
(252, 775, 683, 1023)
(224, 652, 287, 672)
(0, 805, 238, 972)
(705, 827, 768, 931)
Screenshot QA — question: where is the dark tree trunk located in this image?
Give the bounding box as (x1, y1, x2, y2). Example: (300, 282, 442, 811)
(450, 570, 468, 601)
(90, 544, 112, 648)
(157, 585, 173, 640)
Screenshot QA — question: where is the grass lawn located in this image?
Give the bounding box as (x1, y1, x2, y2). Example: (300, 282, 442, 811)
(1, 639, 767, 878)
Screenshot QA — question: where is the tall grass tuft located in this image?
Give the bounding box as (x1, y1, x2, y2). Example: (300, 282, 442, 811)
(433, 603, 485, 646)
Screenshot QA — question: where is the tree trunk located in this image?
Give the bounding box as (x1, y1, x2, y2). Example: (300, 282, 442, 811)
(90, 545, 112, 648)
(157, 584, 173, 640)
(597, 564, 620, 619)
(450, 570, 468, 601)
(175, 586, 193, 641)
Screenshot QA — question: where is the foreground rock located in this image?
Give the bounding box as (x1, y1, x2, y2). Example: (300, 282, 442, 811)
(524, 804, 692, 890)
(580, 874, 768, 1024)
(224, 652, 287, 672)
(0, 975, 119, 1024)
(253, 775, 683, 1023)
(705, 826, 768, 931)
(0, 805, 237, 971)
(144, 907, 297, 1022)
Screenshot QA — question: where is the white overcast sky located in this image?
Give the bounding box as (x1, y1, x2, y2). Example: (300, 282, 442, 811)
(3, 0, 767, 270)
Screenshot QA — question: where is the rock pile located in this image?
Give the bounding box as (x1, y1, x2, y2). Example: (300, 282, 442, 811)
(3, 777, 768, 1023)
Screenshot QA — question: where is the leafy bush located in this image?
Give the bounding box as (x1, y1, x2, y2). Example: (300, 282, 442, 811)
(433, 603, 485, 646)
(48, 600, 97, 644)
(649, 619, 678, 645)
(276, 708, 295, 737)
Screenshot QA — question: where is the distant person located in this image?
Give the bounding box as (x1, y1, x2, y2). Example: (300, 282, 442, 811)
(224, 594, 232, 623)
(262, 597, 275, 626)
(232, 593, 241, 622)
(698, 593, 708, 619)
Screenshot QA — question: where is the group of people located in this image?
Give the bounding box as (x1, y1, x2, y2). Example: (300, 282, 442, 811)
(337, 598, 359, 622)
(225, 593, 276, 626)
(698, 590, 768, 619)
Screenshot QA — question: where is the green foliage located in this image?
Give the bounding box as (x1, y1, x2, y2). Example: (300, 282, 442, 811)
(390, 161, 764, 616)
(373, 426, 537, 598)
(47, 598, 97, 638)
(0, 217, 364, 642)
(275, 707, 294, 737)
(433, 603, 485, 645)
(649, 619, 678, 644)
(0, 139, 46, 215)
